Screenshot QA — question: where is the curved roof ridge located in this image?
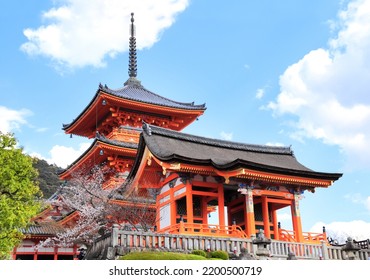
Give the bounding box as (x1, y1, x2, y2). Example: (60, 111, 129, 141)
(101, 83, 206, 110)
(144, 123, 292, 155)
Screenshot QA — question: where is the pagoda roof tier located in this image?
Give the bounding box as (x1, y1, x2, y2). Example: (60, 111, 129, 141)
(59, 133, 138, 180)
(21, 222, 64, 237)
(63, 82, 206, 138)
(103, 82, 205, 110)
(127, 124, 342, 188)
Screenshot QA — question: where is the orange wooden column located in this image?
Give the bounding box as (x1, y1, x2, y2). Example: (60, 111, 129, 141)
(170, 186, 177, 227)
(217, 184, 225, 228)
(240, 187, 256, 237)
(261, 196, 271, 238)
(201, 196, 208, 224)
(185, 182, 193, 231)
(54, 247, 58, 260)
(291, 193, 303, 242)
(227, 209, 232, 226)
(272, 209, 279, 240)
(155, 191, 161, 231)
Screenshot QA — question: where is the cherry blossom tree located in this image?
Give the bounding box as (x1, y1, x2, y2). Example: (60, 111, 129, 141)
(38, 164, 158, 248)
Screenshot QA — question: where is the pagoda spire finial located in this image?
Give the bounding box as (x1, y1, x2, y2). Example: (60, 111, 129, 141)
(124, 12, 142, 87)
(129, 12, 137, 78)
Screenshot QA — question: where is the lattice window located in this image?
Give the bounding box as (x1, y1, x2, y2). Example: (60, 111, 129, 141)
(231, 210, 245, 224)
(176, 197, 187, 215)
(254, 203, 272, 222)
(254, 203, 263, 221)
(193, 196, 202, 217)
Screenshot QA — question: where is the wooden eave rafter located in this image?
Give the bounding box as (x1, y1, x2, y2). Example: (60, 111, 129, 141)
(99, 141, 137, 156)
(25, 234, 55, 240)
(64, 94, 107, 138)
(31, 205, 53, 221)
(148, 155, 334, 188)
(110, 199, 156, 209)
(65, 91, 205, 137)
(59, 140, 137, 180)
(103, 96, 203, 131)
(58, 211, 79, 226)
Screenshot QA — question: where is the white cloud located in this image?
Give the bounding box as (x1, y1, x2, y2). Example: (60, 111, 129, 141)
(46, 142, 91, 168)
(36, 127, 48, 133)
(255, 88, 264, 99)
(220, 131, 233, 141)
(0, 106, 32, 133)
(268, 0, 370, 169)
(345, 192, 370, 212)
(266, 142, 285, 147)
(277, 212, 291, 222)
(310, 220, 370, 244)
(21, 0, 189, 69)
(366, 197, 370, 212)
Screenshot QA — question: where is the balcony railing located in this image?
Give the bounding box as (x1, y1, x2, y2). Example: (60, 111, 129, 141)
(278, 228, 327, 244)
(158, 222, 248, 239)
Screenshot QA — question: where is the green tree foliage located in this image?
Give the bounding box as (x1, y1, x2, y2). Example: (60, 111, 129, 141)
(0, 132, 41, 259)
(33, 158, 63, 198)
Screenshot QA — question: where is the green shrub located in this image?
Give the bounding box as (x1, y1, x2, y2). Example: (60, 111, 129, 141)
(119, 251, 207, 260)
(191, 250, 207, 258)
(210, 250, 229, 260)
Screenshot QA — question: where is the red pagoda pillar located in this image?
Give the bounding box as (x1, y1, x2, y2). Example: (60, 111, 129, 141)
(291, 193, 304, 242)
(239, 186, 256, 237)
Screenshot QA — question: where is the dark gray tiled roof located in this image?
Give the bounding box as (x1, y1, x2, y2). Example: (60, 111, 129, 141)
(63, 82, 206, 131)
(21, 223, 64, 236)
(100, 83, 206, 110)
(139, 124, 342, 181)
(144, 124, 293, 155)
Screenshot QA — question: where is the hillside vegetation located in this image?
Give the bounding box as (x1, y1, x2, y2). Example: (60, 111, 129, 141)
(33, 158, 63, 198)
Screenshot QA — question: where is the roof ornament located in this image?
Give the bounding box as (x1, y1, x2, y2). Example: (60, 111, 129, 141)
(142, 122, 152, 136)
(124, 12, 142, 87)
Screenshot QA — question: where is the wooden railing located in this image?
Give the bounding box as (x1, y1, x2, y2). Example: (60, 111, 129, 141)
(159, 222, 248, 239)
(85, 226, 370, 260)
(278, 228, 327, 244)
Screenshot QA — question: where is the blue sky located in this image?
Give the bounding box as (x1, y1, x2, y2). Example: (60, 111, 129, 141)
(1, 0, 370, 241)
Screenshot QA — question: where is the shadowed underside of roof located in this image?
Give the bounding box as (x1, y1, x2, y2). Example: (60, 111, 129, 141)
(58, 134, 138, 176)
(62, 82, 206, 132)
